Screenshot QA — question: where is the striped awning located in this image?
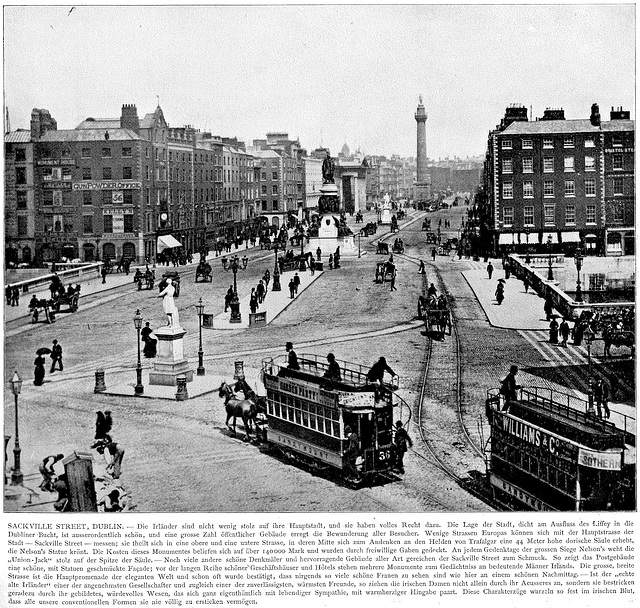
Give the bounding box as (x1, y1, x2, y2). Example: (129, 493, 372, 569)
(498, 233, 515, 245)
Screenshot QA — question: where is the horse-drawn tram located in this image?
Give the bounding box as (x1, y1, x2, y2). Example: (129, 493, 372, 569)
(485, 386, 635, 511)
(261, 354, 402, 482)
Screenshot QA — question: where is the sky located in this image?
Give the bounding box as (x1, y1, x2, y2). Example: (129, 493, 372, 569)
(3, 5, 635, 160)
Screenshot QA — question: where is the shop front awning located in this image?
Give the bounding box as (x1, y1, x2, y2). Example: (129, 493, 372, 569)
(561, 231, 581, 243)
(157, 235, 182, 252)
(585, 233, 598, 240)
(542, 232, 558, 244)
(498, 233, 515, 245)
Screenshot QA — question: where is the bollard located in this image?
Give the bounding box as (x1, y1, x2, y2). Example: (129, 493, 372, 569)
(94, 369, 106, 393)
(176, 375, 189, 401)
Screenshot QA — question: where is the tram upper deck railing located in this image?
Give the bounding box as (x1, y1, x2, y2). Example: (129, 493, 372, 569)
(486, 386, 634, 444)
(262, 354, 400, 392)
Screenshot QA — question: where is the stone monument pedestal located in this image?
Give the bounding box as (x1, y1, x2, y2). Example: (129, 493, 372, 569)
(149, 326, 194, 386)
(380, 208, 392, 225)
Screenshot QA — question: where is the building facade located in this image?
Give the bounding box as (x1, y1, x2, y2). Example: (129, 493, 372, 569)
(481, 104, 634, 256)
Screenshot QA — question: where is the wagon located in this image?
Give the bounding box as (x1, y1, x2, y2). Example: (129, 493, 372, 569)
(51, 290, 79, 314)
(195, 262, 213, 283)
(376, 242, 389, 255)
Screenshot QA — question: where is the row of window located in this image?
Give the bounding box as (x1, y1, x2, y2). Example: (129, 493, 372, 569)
(78, 166, 134, 180)
(501, 135, 625, 150)
(502, 155, 598, 174)
(266, 395, 342, 438)
(503, 204, 598, 226)
(503, 176, 628, 199)
(81, 147, 133, 159)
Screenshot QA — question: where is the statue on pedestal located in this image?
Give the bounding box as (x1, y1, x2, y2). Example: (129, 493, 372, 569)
(322, 153, 335, 184)
(158, 278, 179, 327)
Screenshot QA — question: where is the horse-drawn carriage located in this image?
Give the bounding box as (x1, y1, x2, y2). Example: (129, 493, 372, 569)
(355, 211, 364, 224)
(51, 288, 80, 314)
(425, 232, 438, 244)
(390, 216, 399, 233)
(421, 219, 431, 231)
(158, 271, 181, 296)
(392, 238, 404, 254)
(360, 222, 378, 237)
(195, 261, 213, 283)
(375, 260, 395, 283)
(376, 241, 390, 255)
(418, 294, 451, 339)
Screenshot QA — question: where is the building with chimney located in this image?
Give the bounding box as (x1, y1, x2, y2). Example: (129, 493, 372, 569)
(480, 103, 634, 256)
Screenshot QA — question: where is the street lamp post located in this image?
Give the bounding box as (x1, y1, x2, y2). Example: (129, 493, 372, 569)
(222, 255, 249, 323)
(133, 309, 144, 395)
(574, 248, 584, 303)
(524, 228, 531, 264)
(196, 297, 205, 376)
(272, 245, 281, 291)
(358, 232, 362, 258)
(584, 326, 595, 414)
(9, 371, 23, 485)
(546, 235, 554, 281)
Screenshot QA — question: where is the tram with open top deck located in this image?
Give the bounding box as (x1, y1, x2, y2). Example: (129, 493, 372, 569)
(486, 386, 635, 511)
(261, 354, 403, 481)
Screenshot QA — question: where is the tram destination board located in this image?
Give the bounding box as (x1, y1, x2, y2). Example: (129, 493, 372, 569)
(263, 375, 337, 408)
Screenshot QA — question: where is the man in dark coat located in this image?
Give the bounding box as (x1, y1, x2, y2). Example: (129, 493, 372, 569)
(293, 273, 300, 295)
(39, 453, 64, 491)
(286, 342, 300, 370)
(393, 421, 413, 474)
(224, 285, 234, 312)
(487, 262, 494, 279)
(141, 322, 157, 358)
(500, 365, 520, 408)
(50, 339, 63, 373)
(344, 426, 359, 479)
(367, 357, 396, 385)
(288, 278, 296, 299)
(544, 294, 554, 321)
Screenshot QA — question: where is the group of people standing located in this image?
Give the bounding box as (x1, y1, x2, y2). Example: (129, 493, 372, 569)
(250, 270, 271, 313)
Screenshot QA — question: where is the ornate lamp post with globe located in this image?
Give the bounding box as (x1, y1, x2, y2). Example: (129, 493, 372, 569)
(574, 248, 584, 303)
(133, 309, 144, 395)
(9, 371, 23, 485)
(196, 298, 205, 375)
(222, 255, 249, 323)
(546, 235, 554, 281)
(272, 244, 281, 292)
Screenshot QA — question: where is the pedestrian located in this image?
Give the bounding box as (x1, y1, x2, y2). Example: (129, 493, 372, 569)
(418, 260, 426, 274)
(99, 489, 124, 512)
(390, 267, 397, 291)
(5, 284, 11, 305)
(316, 247, 322, 261)
(50, 339, 63, 373)
(487, 262, 494, 279)
(393, 421, 413, 474)
(39, 453, 64, 492)
(549, 317, 559, 344)
(288, 278, 296, 299)
(344, 425, 360, 480)
(250, 290, 259, 314)
(559, 318, 570, 346)
(427, 283, 437, 298)
(328, 254, 334, 270)
(593, 379, 610, 419)
(293, 273, 300, 295)
(34, 353, 46, 385)
(285, 342, 300, 370)
(11, 286, 19, 307)
(504, 262, 511, 280)
(224, 285, 234, 312)
(52, 474, 69, 512)
(500, 365, 520, 408)
(324, 353, 341, 382)
(101, 264, 107, 284)
(95, 411, 113, 441)
(29, 295, 40, 323)
(573, 321, 584, 346)
(97, 440, 125, 479)
(263, 269, 271, 288)
(495, 282, 504, 305)
(544, 294, 554, 321)
(141, 322, 157, 358)
(523, 276, 529, 294)
(310, 258, 315, 276)
(431, 248, 437, 261)
(256, 280, 266, 304)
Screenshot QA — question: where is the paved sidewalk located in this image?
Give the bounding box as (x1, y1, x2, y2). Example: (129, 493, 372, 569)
(207, 268, 324, 329)
(462, 264, 551, 331)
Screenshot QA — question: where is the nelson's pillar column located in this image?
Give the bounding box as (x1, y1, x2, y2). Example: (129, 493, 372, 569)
(414, 95, 431, 202)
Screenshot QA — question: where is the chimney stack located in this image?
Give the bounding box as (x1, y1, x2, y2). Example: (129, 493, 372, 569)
(590, 103, 601, 127)
(120, 104, 140, 134)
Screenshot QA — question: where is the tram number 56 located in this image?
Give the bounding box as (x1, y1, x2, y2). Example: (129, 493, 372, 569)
(378, 450, 391, 461)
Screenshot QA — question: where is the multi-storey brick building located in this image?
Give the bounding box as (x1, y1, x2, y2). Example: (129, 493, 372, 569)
(481, 104, 634, 256)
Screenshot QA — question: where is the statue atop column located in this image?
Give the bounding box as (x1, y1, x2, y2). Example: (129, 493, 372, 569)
(322, 152, 334, 184)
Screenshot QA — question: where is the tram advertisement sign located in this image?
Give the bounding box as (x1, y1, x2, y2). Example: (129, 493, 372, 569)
(264, 376, 336, 408)
(494, 411, 577, 460)
(578, 447, 623, 471)
(489, 473, 555, 512)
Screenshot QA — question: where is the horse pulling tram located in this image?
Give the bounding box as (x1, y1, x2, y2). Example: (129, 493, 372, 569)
(261, 355, 402, 483)
(485, 386, 635, 511)
(417, 294, 451, 338)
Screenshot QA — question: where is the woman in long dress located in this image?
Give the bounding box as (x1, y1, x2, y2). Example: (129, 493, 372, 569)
(158, 278, 179, 327)
(34, 354, 46, 386)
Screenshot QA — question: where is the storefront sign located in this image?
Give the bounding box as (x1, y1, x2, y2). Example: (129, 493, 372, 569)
(42, 182, 72, 190)
(72, 181, 141, 190)
(578, 447, 622, 471)
(37, 159, 76, 166)
(490, 473, 556, 511)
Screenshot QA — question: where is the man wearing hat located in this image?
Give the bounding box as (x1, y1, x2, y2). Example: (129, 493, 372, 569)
(50, 339, 63, 373)
(344, 425, 360, 479)
(500, 365, 520, 408)
(393, 421, 413, 474)
(286, 342, 300, 370)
